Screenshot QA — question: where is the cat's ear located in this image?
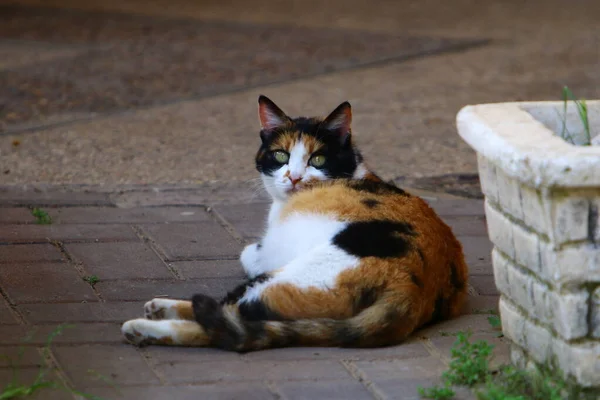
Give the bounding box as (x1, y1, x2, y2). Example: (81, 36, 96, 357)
(258, 95, 290, 131)
(321, 101, 352, 144)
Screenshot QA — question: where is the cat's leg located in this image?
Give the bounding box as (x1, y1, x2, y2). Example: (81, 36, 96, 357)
(144, 298, 194, 320)
(122, 318, 209, 347)
(240, 201, 284, 278)
(240, 242, 265, 278)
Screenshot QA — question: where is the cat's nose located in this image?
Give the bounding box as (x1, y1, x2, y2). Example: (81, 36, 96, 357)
(289, 176, 302, 186)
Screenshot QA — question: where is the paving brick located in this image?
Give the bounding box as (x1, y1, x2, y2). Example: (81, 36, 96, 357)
(369, 377, 448, 400)
(157, 360, 352, 383)
(172, 260, 245, 279)
(66, 242, 173, 279)
(463, 295, 500, 315)
(275, 379, 374, 400)
(33, 323, 124, 345)
(0, 262, 97, 303)
(441, 216, 488, 236)
(88, 384, 275, 400)
(242, 340, 429, 362)
(212, 203, 269, 239)
(0, 224, 140, 243)
(53, 344, 159, 387)
(0, 244, 62, 263)
(49, 206, 211, 224)
(0, 300, 19, 324)
(0, 346, 45, 367)
(0, 326, 28, 345)
(458, 235, 493, 275)
(147, 346, 243, 364)
(95, 278, 245, 301)
(141, 222, 242, 260)
(0, 324, 123, 345)
(469, 275, 499, 295)
(0, 207, 36, 223)
(19, 302, 144, 323)
(354, 356, 445, 381)
(428, 199, 485, 217)
(417, 314, 497, 338)
(0, 189, 112, 207)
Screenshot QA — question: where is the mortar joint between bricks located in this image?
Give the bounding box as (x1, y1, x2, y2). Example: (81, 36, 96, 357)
(39, 345, 76, 393)
(50, 240, 106, 302)
(0, 285, 28, 325)
(205, 206, 248, 244)
(340, 360, 386, 400)
(130, 224, 185, 280)
(418, 336, 450, 366)
(265, 381, 284, 400)
(138, 347, 168, 385)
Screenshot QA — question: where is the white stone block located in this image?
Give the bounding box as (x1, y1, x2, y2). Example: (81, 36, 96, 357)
(477, 154, 499, 204)
(552, 339, 600, 388)
(485, 200, 515, 259)
(504, 261, 531, 315)
(549, 290, 588, 340)
(491, 248, 510, 294)
(519, 184, 548, 235)
(541, 242, 600, 284)
(496, 168, 523, 221)
(546, 194, 590, 246)
(497, 252, 587, 339)
(512, 221, 542, 276)
(593, 198, 600, 243)
(591, 287, 600, 338)
(500, 297, 552, 364)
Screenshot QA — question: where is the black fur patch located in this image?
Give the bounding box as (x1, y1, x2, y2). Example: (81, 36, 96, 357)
(361, 198, 380, 208)
(333, 220, 415, 258)
(428, 294, 451, 325)
(449, 262, 465, 290)
(192, 294, 222, 331)
(346, 179, 408, 196)
(334, 324, 363, 346)
(220, 273, 271, 305)
(255, 116, 361, 179)
(354, 287, 379, 313)
(410, 272, 424, 289)
(239, 300, 285, 321)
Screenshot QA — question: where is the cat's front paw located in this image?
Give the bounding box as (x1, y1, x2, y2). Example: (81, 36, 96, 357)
(144, 298, 194, 320)
(240, 242, 263, 278)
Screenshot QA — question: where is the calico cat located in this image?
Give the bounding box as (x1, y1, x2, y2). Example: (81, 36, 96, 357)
(121, 96, 468, 351)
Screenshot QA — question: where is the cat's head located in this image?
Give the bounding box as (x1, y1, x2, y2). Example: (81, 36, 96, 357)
(255, 95, 369, 201)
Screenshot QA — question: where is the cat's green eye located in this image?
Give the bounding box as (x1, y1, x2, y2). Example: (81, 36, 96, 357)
(273, 151, 289, 164)
(309, 155, 326, 168)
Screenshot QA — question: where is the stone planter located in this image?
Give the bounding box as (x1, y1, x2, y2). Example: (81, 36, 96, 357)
(456, 101, 600, 388)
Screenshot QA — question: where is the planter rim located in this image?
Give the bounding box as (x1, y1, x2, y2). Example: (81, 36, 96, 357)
(456, 101, 600, 189)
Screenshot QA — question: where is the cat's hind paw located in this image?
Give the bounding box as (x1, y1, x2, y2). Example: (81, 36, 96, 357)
(122, 318, 163, 347)
(122, 318, 209, 347)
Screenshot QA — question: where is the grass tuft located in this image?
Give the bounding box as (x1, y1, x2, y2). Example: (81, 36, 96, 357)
(559, 86, 592, 146)
(82, 275, 100, 287)
(31, 208, 52, 225)
(418, 331, 585, 399)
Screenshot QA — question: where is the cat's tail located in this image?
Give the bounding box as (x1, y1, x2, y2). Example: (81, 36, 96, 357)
(192, 293, 419, 352)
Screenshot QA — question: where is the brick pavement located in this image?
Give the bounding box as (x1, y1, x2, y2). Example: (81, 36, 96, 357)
(0, 185, 507, 399)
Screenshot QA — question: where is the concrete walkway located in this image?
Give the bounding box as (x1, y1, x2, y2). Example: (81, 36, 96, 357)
(0, 185, 506, 399)
(2, 0, 599, 198)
